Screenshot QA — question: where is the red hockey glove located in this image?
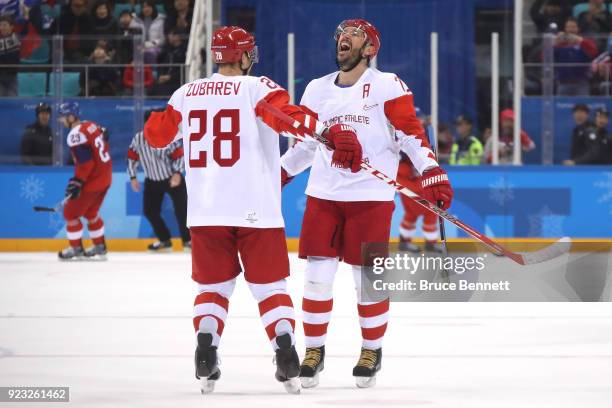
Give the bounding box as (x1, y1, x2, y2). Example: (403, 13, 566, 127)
(323, 123, 363, 173)
(421, 167, 453, 210)
(65, 177, 84, 200)
(281, 167, 294, 188)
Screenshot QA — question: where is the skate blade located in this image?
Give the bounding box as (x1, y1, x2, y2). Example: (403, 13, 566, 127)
(355, 376, 377, 388)
(200, 378, 216, 394)
(148, 248, 173, 254)
(300, 374, 319, 389)
(85, 254, 107, 262)
(58, 256, 85, 262)
(283, 378, 301, 394)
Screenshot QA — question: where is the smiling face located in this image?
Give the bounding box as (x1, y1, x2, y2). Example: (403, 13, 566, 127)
(335, 26, 370, 72)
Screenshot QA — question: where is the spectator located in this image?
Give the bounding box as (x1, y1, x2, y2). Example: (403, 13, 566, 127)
(150, 27, 186, 96)
(132, 0, 166, 63)
(554, 17, 599, 95)
(21, 103, 53, 165)
(52, 0, 94, 63)
(568, 104, 596, 161)
(449, 115, 483, 165)
(436, 123, 453, 164)
(122, 60, 154, 93)
(86, 45, 120, 95)
(92, 1, 118, 38)
(0, 15, 20, 96)
(164, 0, 191, 35)
(577, 0, 610, 36)
(115, 9, 143, 64)
(484, 109, 535, 164)
(564, 107, 610, 164)
(591, 33, 612, 94)
(128, 109, 190, 252)
(530, 0, 573, 33)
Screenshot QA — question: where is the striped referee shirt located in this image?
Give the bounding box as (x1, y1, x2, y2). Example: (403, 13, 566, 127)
(127, 131, 184, 181)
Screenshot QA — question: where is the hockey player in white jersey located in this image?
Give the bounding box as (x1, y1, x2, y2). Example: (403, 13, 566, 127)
(281, 19, 455, 388)
(144, 26, 363, 394)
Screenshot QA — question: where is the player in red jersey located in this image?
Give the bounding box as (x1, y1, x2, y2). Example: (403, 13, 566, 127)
(57, 102, 112, 261)
(145, 26, 362, 394)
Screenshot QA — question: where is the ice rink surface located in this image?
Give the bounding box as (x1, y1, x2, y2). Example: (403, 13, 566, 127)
(1, 252, 611, 408)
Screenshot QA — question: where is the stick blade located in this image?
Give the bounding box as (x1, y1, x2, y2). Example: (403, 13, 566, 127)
(33, 206, 56, 212)
(520, 237, 572, 265)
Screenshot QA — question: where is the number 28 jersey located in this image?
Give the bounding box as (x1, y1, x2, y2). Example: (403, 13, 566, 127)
(145, 73, 317, 229)
(66, 121, 112, 192)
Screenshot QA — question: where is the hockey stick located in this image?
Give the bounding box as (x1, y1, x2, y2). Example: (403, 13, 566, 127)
(258, 101, 571, 266)
(33, 196, 69, 213)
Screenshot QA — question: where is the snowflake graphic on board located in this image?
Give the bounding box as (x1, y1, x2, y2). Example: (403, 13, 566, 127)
(594, 173, 612, 215)
(527, 205, 565, 237)
(20, 175, 45, 203)
(488, 177, 515, 206)
(48, 211, 64, 233)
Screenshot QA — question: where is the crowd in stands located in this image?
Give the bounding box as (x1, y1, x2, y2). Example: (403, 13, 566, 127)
(526, 0, 612, 96)
(0, 0, 193, 97)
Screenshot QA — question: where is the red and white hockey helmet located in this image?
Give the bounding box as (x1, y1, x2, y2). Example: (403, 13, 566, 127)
(334, 19, 381, 57)
(211, 26, 258, 64)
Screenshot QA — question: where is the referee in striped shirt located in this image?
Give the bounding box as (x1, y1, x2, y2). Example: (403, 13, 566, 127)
(128, 110, 190, 251)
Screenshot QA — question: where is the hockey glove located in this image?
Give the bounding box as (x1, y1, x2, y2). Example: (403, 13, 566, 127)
(421, 167, 453, 210)
(323, 123, 363, 173)
(65, 177, 84, 200)
(281, 167, 294, 188)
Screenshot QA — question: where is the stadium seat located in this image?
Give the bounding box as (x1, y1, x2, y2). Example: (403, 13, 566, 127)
(114, 3, 134, 18)
(41, 3, 61, 18)
(133, 4, 167, 15)
(17, 72, 47, 97)
(48, 72, 81, 97)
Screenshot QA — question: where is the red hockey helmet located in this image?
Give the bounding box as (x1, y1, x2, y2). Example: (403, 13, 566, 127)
(211, 26, 258, 64)
(334, 19, 381, 57)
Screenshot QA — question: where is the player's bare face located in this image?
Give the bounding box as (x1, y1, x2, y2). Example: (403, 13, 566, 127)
(335, 27, 367, 71)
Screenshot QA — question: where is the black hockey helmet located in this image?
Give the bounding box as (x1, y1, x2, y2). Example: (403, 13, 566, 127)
(35, 102, 52, 115)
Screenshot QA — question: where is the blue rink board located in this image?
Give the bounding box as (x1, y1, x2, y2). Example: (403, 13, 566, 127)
(2, 165, 611, 239)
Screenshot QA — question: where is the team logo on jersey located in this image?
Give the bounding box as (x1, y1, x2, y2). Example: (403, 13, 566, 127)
(245, 212, 259, 224)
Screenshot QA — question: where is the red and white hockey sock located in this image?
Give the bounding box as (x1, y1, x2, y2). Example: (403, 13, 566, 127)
(423, 221, 439, 242)
(66, 219, 83, 248)
(357, 299, 389, 349)
(399, 220, 416, 240)
(353, 265, 389, 349)
(87, 216, 105, 245)
(193, 279, 236, 347)
(302, 256, 337, 347)
(249, 280, 296, 350)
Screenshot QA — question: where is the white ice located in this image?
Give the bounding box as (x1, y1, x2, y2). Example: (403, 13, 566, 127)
(1, 252, 611, 408)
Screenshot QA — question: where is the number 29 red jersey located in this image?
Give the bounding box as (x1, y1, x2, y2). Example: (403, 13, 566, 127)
(67, 121, 112, 192)
(144, 73, 321, 229)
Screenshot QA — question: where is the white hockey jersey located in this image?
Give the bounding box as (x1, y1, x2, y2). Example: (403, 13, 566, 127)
(281, 68, 438, 202)
(144, 73, 316, 228)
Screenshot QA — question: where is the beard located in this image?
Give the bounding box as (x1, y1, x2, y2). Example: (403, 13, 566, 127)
(335, 43, 368, 72)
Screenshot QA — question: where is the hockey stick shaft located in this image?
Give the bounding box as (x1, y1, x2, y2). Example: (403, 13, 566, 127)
(258, 101, 530, 264)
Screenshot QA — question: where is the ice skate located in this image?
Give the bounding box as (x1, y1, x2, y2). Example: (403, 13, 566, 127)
(58, 245, 85, 261)
(299, 346, 325, 388)
(84, 243, 107, 261)
(353, 347, 382, 388)
(195, 333, 220, 394)
(274, 333, 301, 394)
(425, 241, 445, 254)
(148, 240, 172, 253)
(398, 236, 421, 253)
